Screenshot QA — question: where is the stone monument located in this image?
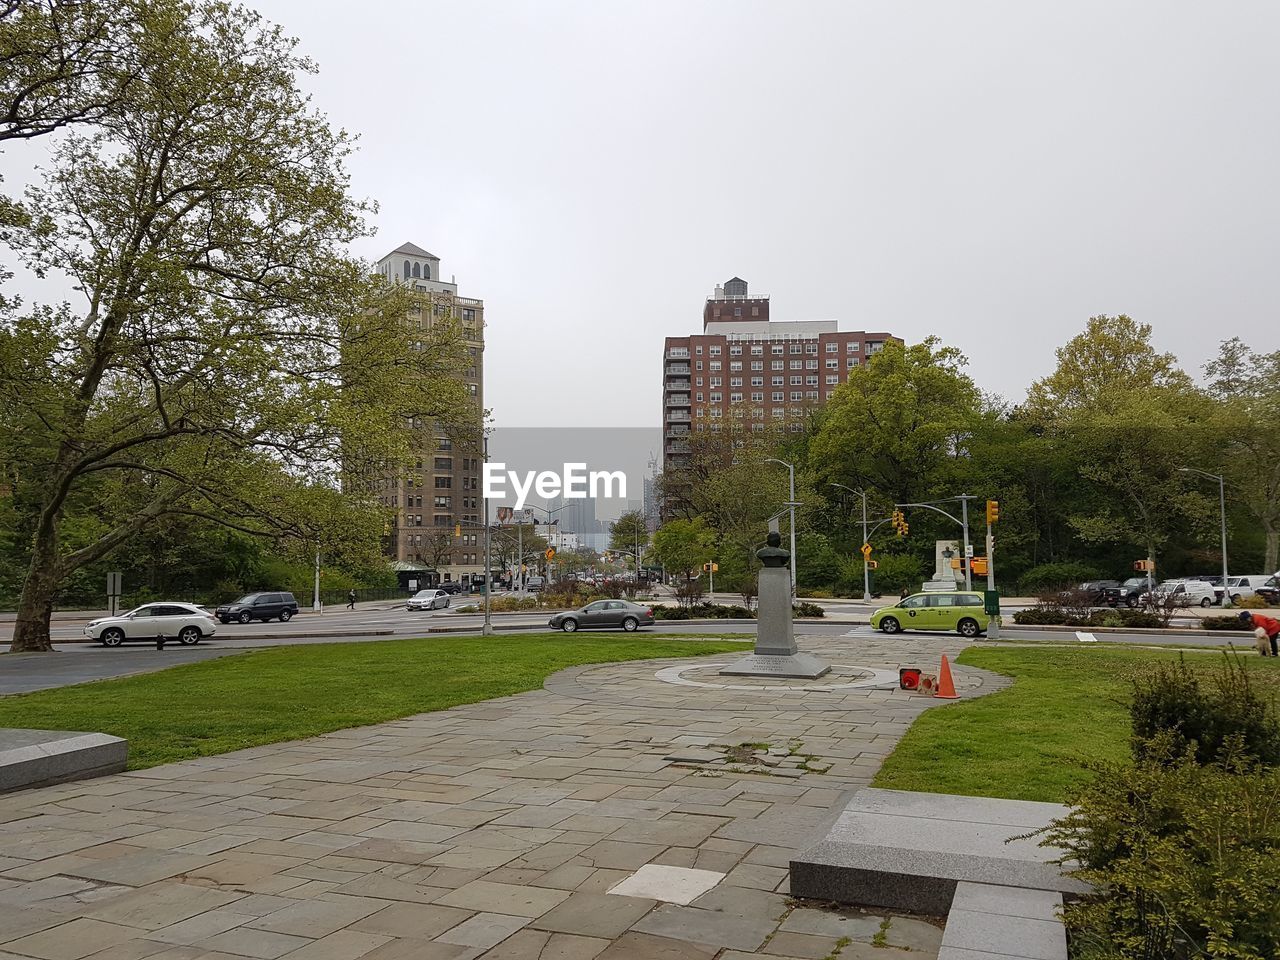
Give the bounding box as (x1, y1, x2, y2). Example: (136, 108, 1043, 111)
(720, 531, 830, 679)
(921, 539, 962, 592)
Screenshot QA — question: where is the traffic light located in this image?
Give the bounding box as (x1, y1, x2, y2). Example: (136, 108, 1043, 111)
(891, 509, 909, 537)
(986, 500, 999, 524)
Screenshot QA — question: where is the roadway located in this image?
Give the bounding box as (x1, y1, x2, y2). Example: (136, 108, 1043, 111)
(0, 606, 1246, 696)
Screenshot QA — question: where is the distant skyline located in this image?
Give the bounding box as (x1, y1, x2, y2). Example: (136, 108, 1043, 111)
(4, 1, 1277, 429)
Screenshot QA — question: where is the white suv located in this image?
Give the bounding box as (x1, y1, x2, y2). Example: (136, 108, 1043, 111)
(84, 603, 218, 647)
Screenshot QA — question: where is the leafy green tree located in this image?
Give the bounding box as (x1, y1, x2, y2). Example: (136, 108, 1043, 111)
(808, 338, 983, 507)
(1204, 338, 1280, 571)
(608, 510, 649, 565)
(1025, 317, 1212, 566)
(1, 2, 470, 650)
(651, 518, 715, 583)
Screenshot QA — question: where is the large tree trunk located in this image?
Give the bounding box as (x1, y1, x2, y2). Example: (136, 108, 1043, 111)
(1265, 524, 1279, 576)
(10, 518, 61, 653)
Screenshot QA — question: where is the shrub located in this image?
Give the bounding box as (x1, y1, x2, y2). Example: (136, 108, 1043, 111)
(652, 603, 755, 621)
(1236, 593, 1269, 609)
(1086, 610, 1124, 628)
(1129, 654, 1280, 767)
(792, 601, 825, 618)
(1017, 561, 1101, 595)
(805, 588, 834, 599)
(1117, 609, 1164, 629)
(1202, 615, 1251, 631)
(1012, 608, 1068, 625)
(1043, 744, 1280, 959)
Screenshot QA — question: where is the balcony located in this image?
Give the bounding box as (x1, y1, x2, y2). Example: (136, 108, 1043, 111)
(665, 364, 691, 375)
(666, 394, 691, 407)
(666, 442, 691, 456)
(666, 349, 690, 359)
(664, 379, 690, 390)
(666, 411, 691, 421)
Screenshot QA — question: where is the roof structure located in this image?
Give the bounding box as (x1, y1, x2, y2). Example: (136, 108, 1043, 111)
(387, 242, 439, 259)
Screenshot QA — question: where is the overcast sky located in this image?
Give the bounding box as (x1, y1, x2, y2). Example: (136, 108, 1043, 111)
(12, 2, 1280, 428)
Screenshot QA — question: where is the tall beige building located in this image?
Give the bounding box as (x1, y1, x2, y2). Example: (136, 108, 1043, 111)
(373, 243, 486, 587)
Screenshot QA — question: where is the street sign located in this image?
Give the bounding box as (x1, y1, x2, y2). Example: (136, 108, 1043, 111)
(544, 547, 556, 561)
(965, 544, 974, 557)
(860, 543, 872, 559)
(106, 571, 122, 616)
(866, 560, 878, 569)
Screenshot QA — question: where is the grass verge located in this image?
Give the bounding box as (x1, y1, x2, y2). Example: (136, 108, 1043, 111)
(0, 633, 742, 769)
(872, 645, 1280, 803)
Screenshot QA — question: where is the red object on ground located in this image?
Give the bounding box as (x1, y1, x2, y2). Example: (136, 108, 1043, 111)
(899, 668, 922, 691)
(934, 655, 960, 700)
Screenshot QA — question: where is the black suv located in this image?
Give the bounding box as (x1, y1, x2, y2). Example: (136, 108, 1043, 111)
(436, 581, 463, 595)
(1070, 580, 1121, 605)
(215, 592, 300, 624)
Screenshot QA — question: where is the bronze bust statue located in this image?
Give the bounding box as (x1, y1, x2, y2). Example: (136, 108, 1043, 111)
(756, 530, 790, 567)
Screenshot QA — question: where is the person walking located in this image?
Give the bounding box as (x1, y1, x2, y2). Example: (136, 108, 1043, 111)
(346, 589, 357, 610)
(1238, 610, 1279, 656)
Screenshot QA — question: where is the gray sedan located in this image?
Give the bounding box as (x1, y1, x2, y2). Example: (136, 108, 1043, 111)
(549, 600, 655, 633)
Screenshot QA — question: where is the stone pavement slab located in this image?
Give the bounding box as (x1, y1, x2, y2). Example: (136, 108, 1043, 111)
(1, 634, 1000, 960)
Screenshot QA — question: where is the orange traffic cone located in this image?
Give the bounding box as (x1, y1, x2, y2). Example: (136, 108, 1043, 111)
(934, 654, 959, 700)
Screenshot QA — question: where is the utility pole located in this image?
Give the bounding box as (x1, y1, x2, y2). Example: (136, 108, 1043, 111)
(985, 504, 999, 640)
(959, 495, 973, 592)
(830, 483, 872, 603)
(313, 548, 321, 613)
(517, 520, 523, 594)
(1178, 467, 1232, 607)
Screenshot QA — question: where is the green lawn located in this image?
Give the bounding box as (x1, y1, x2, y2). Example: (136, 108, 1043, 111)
(0, 634, 744, 769)
(872, 645, 1280, 803)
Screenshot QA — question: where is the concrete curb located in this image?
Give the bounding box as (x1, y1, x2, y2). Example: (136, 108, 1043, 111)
(56, 628, 399, 645)
(1009, 623, 1228, 637)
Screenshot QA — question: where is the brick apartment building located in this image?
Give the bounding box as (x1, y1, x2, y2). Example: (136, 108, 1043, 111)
(372, 243, 486, 587)
(662, 277, 897, 472)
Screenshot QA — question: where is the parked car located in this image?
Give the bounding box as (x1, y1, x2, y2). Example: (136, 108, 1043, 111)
(436, 581, 464, 595)
(215, 592, 299, 624)
(526, 576, 545, 593)
(1142, 579, 1216, 608)
(1225, 575, 1271, 602)
(549, 599, 654, 633)
(84, 602, 217, 647)
(871, 592, 990, 638)
(1072, 580, 1121, 604)
(407, 588, 451, 611)
(1104, 577, 1152, 607)
(1252, 576, 1280, 606)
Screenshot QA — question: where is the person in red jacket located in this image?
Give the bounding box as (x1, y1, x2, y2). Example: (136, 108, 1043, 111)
(1239, 611, 1279, 656)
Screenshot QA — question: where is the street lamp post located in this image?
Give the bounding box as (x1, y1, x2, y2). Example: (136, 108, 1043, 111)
(765, 458, 797, 595)
(1179, 467, 1232, 608)
(482, 435, 492, 636)
(830, 483, 871, 603)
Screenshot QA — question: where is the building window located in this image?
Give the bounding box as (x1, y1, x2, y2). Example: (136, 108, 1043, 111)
(710, 361, 721, 371)
(773, 408, 785, 418)
(751, 392, 764, 402)
(847, 342, 860, 352)
(772, 360, 784, 370)
(463, 308, 476, 322)
(729, 345, 742, 356)
(751, 360, 763, 370)
(807, 390, 819, 400)
(826, 358, 839, 369)
(696, 345, 703, 355)
(751, 306, 760, 317)
(790, 343, 802, 354)
(806, 375, 818, 386)
(791, 391, 803, 401)
(695, 409, 704, 418)
(403, 260, 411, 278)
(751, 345, 763, 355)
(751, 376, 763, 386)
(710, 408, 722, 418)
(728, 377, 740, 387)
(434, 496, 451, 508)
(709, 345, 721, 356)
(696, 392, 703, 401)
(696, 361, 703, 370)
(733, 307, 742, 317)
(789, 360, 801, 370)
(772, 392, 784, 402)
(790, 375, 802, 385)
(847, 358, 857, 369)
(826, 342, 838, 353)
(806, 343, 818, 354)
(710, 392, 722, 402)
(807, 359, 818, 369)
(730, 392, 743, 402)
(438, 438, 452, 450)
(695, 377, 703, 386)
(772, 344, 784, 355)
(730, 361, 741, 371)
(826, 375, 839, 385)
(434, 477, 451, 488)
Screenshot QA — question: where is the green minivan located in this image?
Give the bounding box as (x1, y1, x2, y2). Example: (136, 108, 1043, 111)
(870, 591, 990, 638)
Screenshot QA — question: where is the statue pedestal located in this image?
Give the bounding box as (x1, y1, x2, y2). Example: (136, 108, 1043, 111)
(720, 565, 829, 679)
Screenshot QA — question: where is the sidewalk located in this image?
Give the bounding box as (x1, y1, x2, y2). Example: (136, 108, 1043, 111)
(0, 633, 1002, 960)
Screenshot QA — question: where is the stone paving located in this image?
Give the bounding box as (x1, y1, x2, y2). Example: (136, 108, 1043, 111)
(0, 633, 1006, 960)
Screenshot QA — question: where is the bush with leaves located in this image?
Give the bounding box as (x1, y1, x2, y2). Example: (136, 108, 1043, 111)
(1044, 738, 1280, 960)
(792, 601, 825, 618)
(1202, 615, 1253, 631)
(1129, 655, 1280, 767)
(1017, 562, 1102, 595)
